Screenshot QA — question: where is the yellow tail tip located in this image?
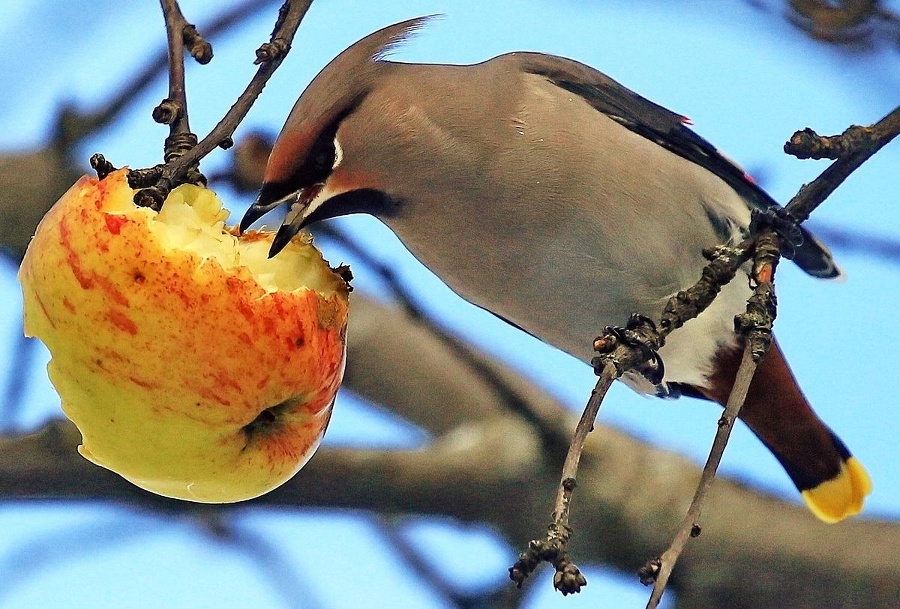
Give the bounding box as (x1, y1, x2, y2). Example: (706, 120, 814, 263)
(801, 458, 872, 523)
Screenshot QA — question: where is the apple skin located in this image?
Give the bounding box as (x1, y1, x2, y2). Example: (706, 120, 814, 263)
(18, 170, 349, 502)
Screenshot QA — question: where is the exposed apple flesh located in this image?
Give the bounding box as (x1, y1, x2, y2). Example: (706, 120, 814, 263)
(18, 169, 349, 502)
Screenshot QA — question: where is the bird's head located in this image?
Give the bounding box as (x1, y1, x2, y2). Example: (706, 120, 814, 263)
(240, 17, 433, 256)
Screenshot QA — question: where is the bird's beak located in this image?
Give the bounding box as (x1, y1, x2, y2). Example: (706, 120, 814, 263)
(240, 184, 324, 258)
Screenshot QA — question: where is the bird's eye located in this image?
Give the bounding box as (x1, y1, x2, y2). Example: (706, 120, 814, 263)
(314, 148, 331, 168)
(302, 137, 336, 184)
(311, 137, 343, 173)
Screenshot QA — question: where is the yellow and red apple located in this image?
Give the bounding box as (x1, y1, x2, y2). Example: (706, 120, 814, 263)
(18, 169, 350, 502)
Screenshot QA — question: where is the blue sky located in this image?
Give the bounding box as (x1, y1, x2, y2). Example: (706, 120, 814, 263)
(1, 1, 897, 607)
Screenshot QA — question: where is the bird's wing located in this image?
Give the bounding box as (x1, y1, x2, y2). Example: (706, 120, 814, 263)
(514, 52, 839, 279)
(515, 52, 775, 211)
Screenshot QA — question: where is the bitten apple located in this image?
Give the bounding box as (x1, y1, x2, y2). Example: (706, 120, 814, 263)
(18, 169, 350, 502)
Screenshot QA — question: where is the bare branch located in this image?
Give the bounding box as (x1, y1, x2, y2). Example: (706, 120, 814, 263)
(646, 231, 781, 607)
(509, 367, 614, 594)
(158, 0, 191, 137)
(154, 0, 206, 189)
(131, 0, 314, 204)
(785, 104, 900, 222)
(57, 0, 280, 151)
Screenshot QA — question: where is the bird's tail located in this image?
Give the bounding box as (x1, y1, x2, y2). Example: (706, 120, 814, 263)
(691, 339, 871, 522)
(795, 435, 871, 523)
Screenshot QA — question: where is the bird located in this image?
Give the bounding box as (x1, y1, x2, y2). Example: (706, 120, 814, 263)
(241, 17, 871, 522)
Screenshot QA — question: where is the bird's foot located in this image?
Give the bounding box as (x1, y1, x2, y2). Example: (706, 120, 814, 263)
(591, 313, 664, 385)
(751, 207, 802, 257)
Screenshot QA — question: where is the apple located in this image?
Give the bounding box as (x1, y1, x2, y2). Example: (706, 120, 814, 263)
(18, 169, 350, 502)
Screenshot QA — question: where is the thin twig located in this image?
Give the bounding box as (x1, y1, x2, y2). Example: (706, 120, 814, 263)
(785, 103, 900, 222)
(553, 368, 616, 531)
(156, 0, 208, 189)
(645, 231, 780, 608)
(131, 0, 314, 205)
(510, 246, 753, 590)
(58, 0, 279, 151)
(646, 345, 758, 608)
(508, 365, 615, 594)
(159, 0, 192, 139)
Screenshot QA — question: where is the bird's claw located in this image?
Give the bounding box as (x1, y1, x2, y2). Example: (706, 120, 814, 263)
(592, 314, 664, 385)
(751, 207, 803, 257)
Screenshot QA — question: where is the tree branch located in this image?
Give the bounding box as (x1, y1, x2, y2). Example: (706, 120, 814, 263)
(785, 104, 900, 222)
(158, 0, 192, 138)
(153, 0, 206, 188)
(645, 231, 781, 607)
(55, 0, 279, 151)
(130, 0, 315, 207)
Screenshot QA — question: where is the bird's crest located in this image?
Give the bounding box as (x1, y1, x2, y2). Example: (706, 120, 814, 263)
(367, 16, 437, 63)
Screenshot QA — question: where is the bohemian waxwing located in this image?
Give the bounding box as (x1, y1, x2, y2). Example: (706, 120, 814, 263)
(241, 17, 871, 522)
